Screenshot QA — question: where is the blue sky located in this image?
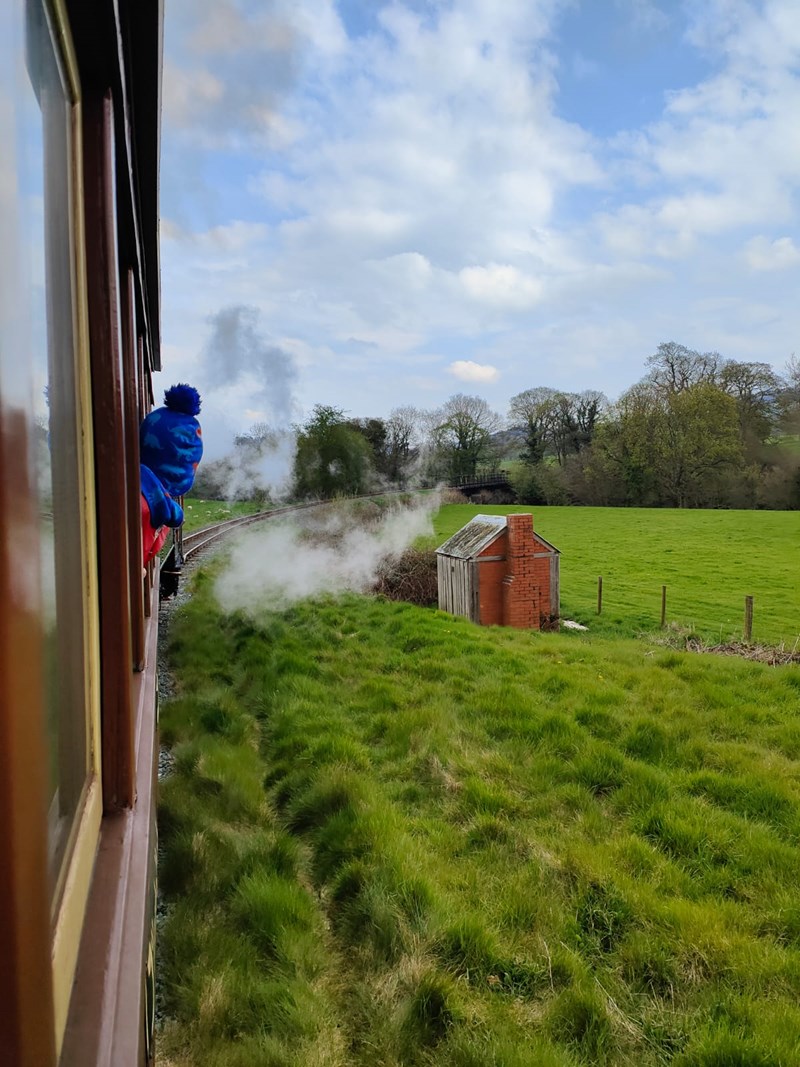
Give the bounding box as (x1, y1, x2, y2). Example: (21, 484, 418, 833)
(159, 0, 800, 456)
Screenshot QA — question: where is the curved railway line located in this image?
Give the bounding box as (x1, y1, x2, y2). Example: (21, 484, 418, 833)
(178, 501, 323, 561)
(174, 489, 440, 567)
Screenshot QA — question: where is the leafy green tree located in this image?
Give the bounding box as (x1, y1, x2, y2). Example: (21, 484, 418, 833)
(347, 417, 389, 473)
(593, 384, 660, 505)
(652, 384, 743, 506)
(718, 360, 785, 451)
(596, 382, 742, 507)
(343, 410, 422, 486)
(293, 405, 373, 499)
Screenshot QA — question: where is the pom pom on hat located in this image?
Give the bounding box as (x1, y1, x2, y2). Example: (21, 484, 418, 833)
(140, 383, 203, 497)
(164, 383, 201, 416)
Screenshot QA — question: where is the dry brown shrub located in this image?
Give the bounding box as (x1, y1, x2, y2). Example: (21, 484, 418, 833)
(471, 489, 495, 505)
(648, 624, 800, 665)
(439, 488, 469, 504)
(373, 547, 439, 607)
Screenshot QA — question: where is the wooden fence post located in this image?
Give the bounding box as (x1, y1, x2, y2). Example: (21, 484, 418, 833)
(597, 576, 603, 615)
(744, 596, 753, 642)
(661, 585, 667, 628)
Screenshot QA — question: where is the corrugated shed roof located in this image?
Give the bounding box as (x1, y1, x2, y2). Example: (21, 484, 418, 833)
(436, 514, 560, 559)
(436, 514, 506, 558)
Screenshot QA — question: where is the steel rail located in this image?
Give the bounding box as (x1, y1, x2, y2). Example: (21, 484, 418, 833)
(180, 501, 321, 560)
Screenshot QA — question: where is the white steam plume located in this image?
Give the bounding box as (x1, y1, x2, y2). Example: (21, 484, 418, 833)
(215, 495, 439, 616)
(213, 429, 296, 503)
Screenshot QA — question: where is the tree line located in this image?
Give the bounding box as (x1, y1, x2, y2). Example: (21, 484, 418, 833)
(194, 342, 800, 509)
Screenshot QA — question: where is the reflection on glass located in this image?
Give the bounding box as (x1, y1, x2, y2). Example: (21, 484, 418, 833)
(22, 0, 89, 906)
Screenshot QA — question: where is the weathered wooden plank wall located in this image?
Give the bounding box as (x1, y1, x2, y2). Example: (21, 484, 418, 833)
(437, 556, 476, 620)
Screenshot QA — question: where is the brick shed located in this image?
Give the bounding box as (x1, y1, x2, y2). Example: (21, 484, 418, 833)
(436, 513, 559, 629)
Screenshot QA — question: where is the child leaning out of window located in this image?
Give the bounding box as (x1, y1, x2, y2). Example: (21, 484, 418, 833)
(139, 383, 203, 567)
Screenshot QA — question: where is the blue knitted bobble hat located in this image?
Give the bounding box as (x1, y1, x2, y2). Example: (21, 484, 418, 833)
(140, 384, 203, 497)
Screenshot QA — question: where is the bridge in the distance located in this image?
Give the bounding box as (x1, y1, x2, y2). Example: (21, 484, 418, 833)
(448, 468, 512, 493)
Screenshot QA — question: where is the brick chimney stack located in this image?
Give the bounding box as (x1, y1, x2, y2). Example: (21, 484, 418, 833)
(502, 513, 539, 628)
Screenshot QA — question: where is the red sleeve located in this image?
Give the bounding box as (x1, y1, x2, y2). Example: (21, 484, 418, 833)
(141, 494, 170, 566)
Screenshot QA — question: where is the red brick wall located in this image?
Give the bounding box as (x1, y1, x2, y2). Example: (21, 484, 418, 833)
(502, 514, 540, 629)
(468, 516, 556, 630)
(477, 559, 506, 625)
(534, 554, 551, 620)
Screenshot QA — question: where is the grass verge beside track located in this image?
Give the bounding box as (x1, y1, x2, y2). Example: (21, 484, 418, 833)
(158, 571, 800, 1066)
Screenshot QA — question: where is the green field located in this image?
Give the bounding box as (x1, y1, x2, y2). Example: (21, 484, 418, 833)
(158, 559, 800, 1067)
(432, 506, 800, 647)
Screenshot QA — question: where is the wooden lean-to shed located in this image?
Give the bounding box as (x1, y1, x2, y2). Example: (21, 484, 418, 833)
(436, 513, 559, 629)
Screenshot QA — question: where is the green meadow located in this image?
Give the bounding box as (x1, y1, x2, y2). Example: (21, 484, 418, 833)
(158, 558, 800, 1066)
(432, 505, 800, 647)
(181, 497, 265, 533)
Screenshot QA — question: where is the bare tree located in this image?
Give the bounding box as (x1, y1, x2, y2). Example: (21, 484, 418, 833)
(234, 421, 277, 451)
(385, 406, 421, 484)
(509, 387, 607, 465)
(780, 355, 800, 433)
(646, 342, 720, 394)
(574, 390, 607, 450)
(430, 394, 502, 481)
(508, 387, 561, 463)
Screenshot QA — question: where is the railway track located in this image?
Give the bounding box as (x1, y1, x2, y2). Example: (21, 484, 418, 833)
(176, 489, 438, 563)
(179, 501, 322, 561)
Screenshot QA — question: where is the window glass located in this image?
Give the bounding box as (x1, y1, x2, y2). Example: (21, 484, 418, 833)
(21, 0, 90, 905)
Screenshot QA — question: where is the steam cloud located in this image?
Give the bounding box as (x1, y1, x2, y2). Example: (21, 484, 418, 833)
(212, 430, 296, 503)
(214, 495, 440, 616)
(197, 304, 299, 500)
(201, 304, 297, 427)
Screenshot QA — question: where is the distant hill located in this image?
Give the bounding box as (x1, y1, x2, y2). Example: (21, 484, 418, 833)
(489, 426, 525, 460)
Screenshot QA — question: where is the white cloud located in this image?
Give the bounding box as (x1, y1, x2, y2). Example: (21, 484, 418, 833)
(326, 207, 412, 240)
(158, 0, 800, 430)
(162, 218, 270, 251)
(448, 360, 500, 383)
(163, 61, 224, 129)
(459, 264, 543, 309)
(187, 2, 297, 57)
(595, 0, 800, 255)
(615, 0, 669, 34)
(743, 235, 800, 271)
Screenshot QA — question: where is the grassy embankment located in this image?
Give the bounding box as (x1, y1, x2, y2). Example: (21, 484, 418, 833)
(180, 497, 266, 533)
(431, 505, 800, 647)
(158, 566, 800, 1066)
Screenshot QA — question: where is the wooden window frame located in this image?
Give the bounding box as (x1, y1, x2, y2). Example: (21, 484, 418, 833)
(121, 268, 145, 671)
(83, 87, 136, 813)
(23, 0, 105, 1058)
(2, 1, 163, 1062)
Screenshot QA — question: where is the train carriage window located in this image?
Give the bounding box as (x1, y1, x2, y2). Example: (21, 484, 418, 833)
(23, 0, 93, 910)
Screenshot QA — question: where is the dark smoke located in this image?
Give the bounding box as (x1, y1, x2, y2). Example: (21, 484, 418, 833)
(201, 304, 298, 426)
